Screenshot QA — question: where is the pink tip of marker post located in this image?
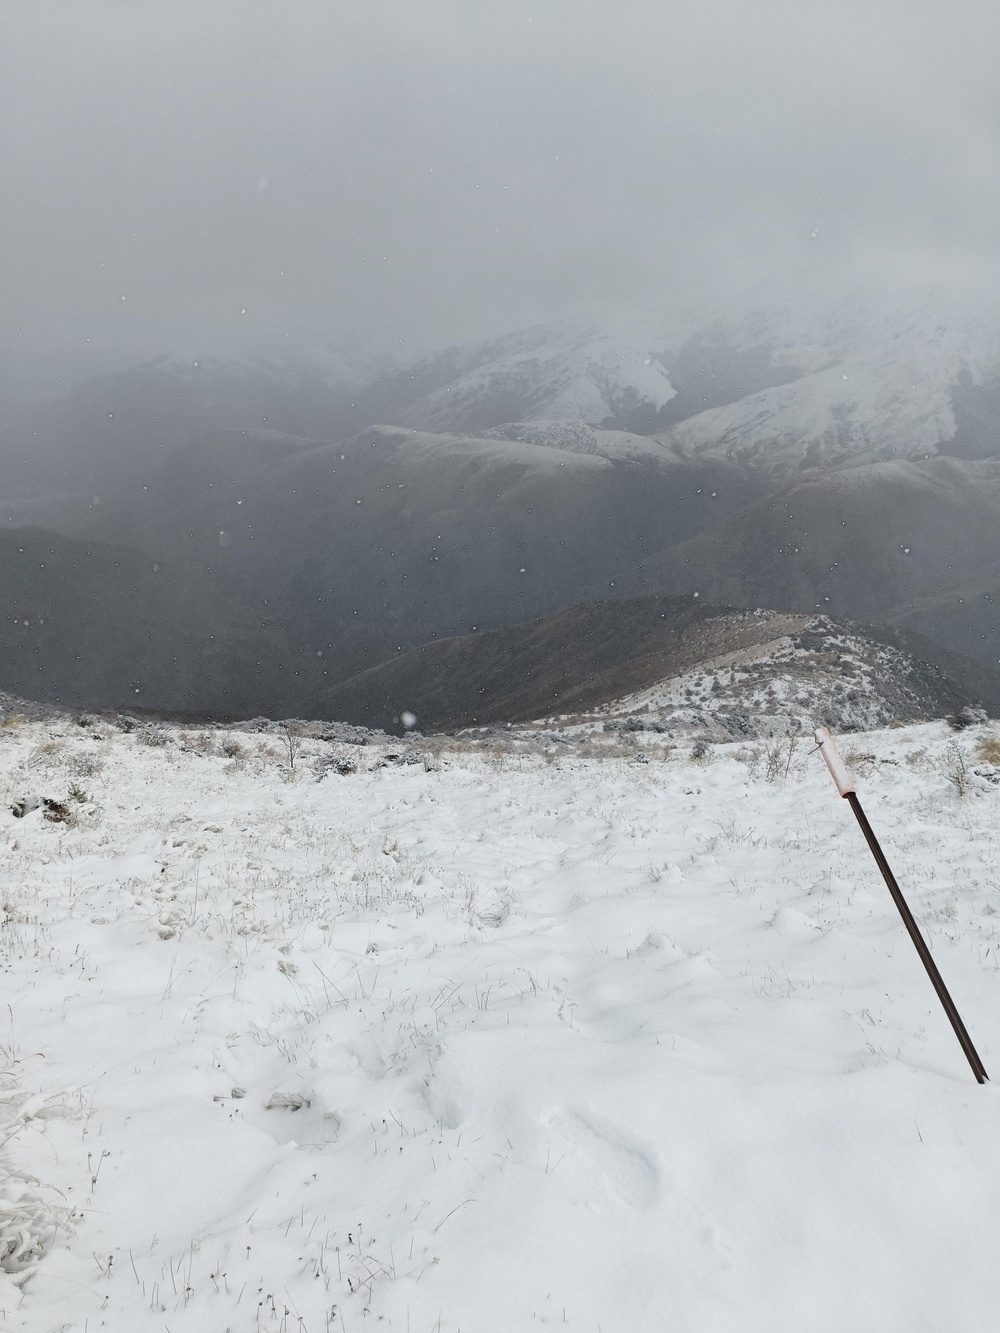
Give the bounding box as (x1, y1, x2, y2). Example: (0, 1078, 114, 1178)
(814, 727, 857, 797)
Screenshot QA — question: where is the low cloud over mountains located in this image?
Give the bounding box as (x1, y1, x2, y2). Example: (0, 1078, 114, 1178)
(3, 282, 1000, 718)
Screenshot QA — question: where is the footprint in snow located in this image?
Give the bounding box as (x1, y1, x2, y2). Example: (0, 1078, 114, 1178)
(545, 1107, 660, 1207)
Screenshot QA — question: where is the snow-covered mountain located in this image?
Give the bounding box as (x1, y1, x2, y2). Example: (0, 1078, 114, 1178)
(348, 282, 1000, 473)
(651, 284, 1000, 473)
(10, 280, 1000, 494)
(461, 286, 1000, 473)
(6, 278, 1000, 706)
(368, 320, 680, 433)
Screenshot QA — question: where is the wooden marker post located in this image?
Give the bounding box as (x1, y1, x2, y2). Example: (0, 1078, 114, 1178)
(815, 727, 988, 1085)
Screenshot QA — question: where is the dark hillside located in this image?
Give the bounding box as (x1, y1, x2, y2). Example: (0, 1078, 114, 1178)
(313, 596, 1000, 733)
(0, 528, 313, 714)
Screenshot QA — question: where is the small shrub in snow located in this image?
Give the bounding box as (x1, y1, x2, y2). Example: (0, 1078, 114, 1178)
(734, 745, 762, 778)
(137, 726, 169, 747)
(622, 716, 670, 734)
(943, 742, 972, 797)
(68, 752, 103, 778)
(948, 706, 988, 731)
(415, 738, 447, 771)
(281, 722, 303, 770)
(764, 735, 801, 782)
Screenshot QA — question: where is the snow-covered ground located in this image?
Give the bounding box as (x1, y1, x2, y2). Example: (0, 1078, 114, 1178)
(590, 616, 948, 739)
(1, 716, 999, 1332)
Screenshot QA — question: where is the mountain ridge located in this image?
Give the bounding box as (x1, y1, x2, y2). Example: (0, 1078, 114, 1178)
(311, 596, 1000, 735)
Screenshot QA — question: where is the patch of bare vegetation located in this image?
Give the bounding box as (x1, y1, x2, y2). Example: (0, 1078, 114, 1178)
(975, 732, 1000, 765)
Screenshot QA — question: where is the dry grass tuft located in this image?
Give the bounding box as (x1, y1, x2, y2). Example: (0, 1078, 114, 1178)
(843, 749, 878, 779)
(975, 733, 1000, 765)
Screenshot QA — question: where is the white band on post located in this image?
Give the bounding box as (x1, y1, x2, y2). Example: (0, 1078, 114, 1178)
(815, 726, 857, 797)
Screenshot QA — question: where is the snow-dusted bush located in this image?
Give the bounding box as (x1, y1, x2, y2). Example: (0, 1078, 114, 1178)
(68, 751, 104, 778)
(764, 735, 801, 781)
(136, 726, 169, 747)
(948, 706, 988, 731)
(943, 741, 972, 797)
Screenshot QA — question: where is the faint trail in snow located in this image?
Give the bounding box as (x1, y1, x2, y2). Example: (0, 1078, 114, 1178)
(545, 1106, 660, 1207)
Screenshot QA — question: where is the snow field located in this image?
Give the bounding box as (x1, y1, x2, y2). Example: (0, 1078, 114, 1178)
(0, 720, 999, 1331)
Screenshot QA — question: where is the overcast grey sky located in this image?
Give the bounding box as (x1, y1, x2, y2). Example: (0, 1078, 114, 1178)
(3, 0, 1000, 384)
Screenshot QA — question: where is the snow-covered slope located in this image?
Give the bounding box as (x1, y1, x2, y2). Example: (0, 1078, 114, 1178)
(654, 282, 1000, 473)
(659, 357, 950, 472)
(374, 321, 678, 434)
(345, 283, 1000, 476)
(592, 614, 968, 739)
(3, 713, 1000, 1330)
(479, 418, 686, 463)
